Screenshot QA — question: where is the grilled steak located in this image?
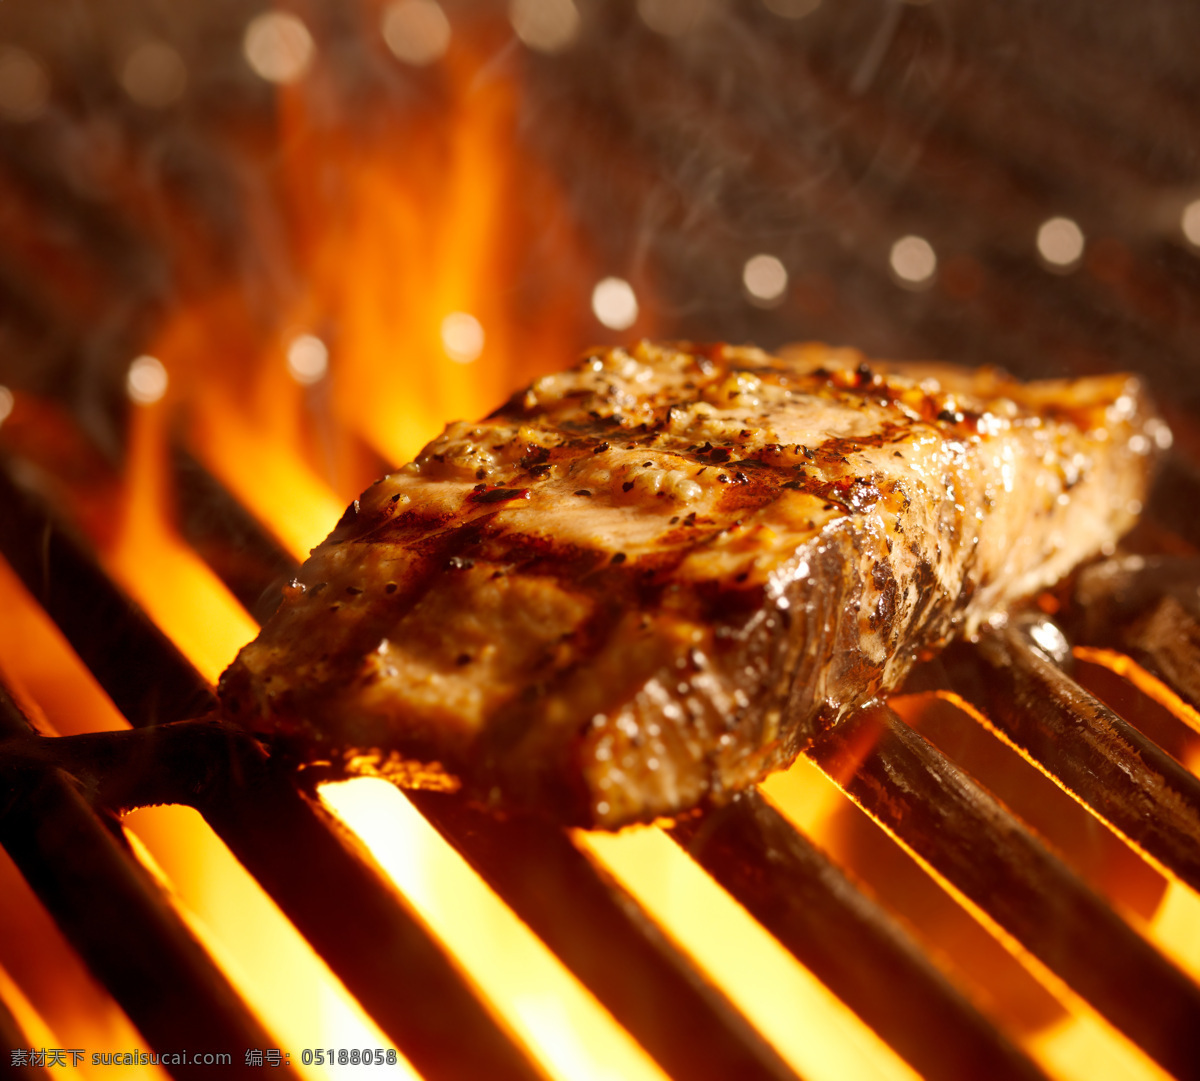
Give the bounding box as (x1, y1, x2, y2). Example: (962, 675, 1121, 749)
(219, 341, 1166, 828)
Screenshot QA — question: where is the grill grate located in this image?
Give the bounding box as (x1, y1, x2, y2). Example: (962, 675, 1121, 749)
(2, 441, 1200, 1081)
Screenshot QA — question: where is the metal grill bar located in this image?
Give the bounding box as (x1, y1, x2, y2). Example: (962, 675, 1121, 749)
(1124, 596, 1200, 717)
(1070, 551, 1200, 720)
(948, 620, 1200, 891)
(667, 790, 1048, 1081)
(0, 461, 216, 727)
(0, 686, 289, 1078)
(407, 790, 800, 1081)
(807, 703, 1200, 1081)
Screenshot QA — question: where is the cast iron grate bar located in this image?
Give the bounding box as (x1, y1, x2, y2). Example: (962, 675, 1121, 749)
(406, 789, 802, 1081)
(946, 616, 1200, 891)
(668, 790, 1049, 1081)
(170, 445, 295, 626)
(807, 702, 1200, 1081)
(0, 461, 546, 1081)
(0, 685, 291, 1080)
(0, 459, 216, 728)
(1071, 553, 1200, 719)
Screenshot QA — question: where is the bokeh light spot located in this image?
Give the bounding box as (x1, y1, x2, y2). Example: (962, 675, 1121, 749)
(286, 335, 330, 386)
(889, 235, 937, 289)
(510, 0, 581, 53)
(1180, 201, 1200, 249)
(0, 47, 50, 122)
(243, 12, 315, 85)
(743, 254, 789, 307)
(441, 313, 485, 363)
(121, 41, 187, 108)
(592, 278, 639, 331)
(1037, 217, 1085, 271)
(126, 356, 169, 405)
(382, 0, 452, 66)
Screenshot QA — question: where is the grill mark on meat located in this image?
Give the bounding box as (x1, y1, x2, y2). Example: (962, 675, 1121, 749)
(220, 341, 1165, 827)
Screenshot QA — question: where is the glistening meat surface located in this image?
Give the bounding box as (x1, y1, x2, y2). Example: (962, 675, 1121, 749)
(219, 341, 1166, 827)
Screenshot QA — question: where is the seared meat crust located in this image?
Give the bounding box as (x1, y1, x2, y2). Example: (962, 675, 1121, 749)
(219, 341, 1165, 827)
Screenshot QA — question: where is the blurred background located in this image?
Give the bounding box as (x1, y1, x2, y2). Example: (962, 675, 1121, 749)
(2, 0, 1200, 496)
